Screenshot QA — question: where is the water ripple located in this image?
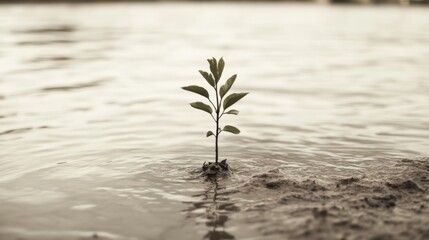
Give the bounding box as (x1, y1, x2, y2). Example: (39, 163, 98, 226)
(15, 25, 76, 34)
(40, 78, 111, 92)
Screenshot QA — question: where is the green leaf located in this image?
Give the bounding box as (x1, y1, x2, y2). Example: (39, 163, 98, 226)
(218, 57, 225, 80)
(219, 74, 236, 98)
(199, 70, 215, 88)
(208, 58, 218, 82)
(182, 85, 209, 99)
(223, 125, 240, 134)
(223, 92, 248, 110)
(190, 102, 213, 114)
(206, 131, 214, 137)
(225, 109, 239, 115)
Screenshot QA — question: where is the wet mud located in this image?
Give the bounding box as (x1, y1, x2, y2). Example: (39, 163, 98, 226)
(225, 157, 429, 240)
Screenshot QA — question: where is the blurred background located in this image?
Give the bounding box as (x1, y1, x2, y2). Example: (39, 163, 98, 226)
(3, 0, 429, 4)
(1, 0, 429, 4)
(0, 0, 428, 240)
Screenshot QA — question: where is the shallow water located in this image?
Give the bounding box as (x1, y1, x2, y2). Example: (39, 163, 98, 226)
(0, 2, 428, 240)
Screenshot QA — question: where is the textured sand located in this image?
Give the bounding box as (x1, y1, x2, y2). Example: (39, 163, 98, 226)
(233, 157, 429, 240)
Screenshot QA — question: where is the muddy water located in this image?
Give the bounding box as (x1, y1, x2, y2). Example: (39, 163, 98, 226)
(0, 3, 428, 240)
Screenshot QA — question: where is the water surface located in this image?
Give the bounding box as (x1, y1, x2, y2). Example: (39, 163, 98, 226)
(0, 3, 428, 240)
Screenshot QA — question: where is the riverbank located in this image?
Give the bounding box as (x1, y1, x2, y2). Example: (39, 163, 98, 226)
(224, 157, 429, 239)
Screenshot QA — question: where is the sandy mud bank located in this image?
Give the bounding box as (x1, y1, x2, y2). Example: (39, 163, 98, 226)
(233, 157, 429, 240)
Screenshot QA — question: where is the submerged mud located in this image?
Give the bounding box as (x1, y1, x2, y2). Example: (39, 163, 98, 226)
(222, 157, 429, 240)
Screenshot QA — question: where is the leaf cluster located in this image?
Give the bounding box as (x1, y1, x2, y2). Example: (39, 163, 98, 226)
(182, 57, 248, 136)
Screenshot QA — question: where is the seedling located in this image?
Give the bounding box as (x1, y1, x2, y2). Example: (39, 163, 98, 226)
(182, 57, 248, 165)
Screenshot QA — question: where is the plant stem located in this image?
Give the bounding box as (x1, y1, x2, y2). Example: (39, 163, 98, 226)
(208, 98, 217, 112)
(215, 114, 219, 164)
(215, 83, 220, 164)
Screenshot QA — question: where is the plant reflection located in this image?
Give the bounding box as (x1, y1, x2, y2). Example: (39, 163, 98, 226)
(202, 178, 235, 240)
(184, 177, 239, 240)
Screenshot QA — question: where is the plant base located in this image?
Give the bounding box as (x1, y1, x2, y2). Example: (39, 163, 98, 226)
(202, 159, 232, 177)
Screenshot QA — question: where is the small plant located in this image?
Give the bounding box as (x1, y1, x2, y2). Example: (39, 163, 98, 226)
(182, 57, 248, 167)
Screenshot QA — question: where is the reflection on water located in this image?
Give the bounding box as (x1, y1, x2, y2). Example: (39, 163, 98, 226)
(0, 2, 428, 240)
(184, 178, 237, 240)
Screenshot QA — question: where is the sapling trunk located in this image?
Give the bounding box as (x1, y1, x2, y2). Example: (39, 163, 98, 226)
(215, 116, 219, 164)
(182, 57, 248, 169)
(215, 82, 220, 164)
